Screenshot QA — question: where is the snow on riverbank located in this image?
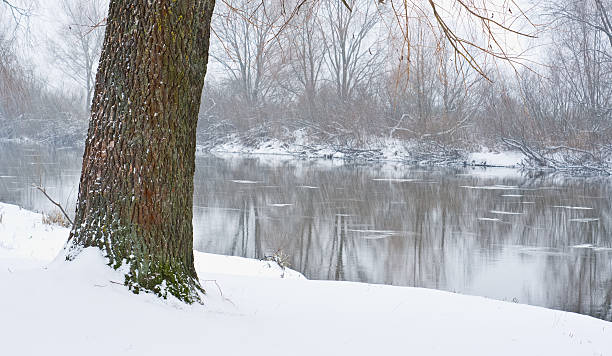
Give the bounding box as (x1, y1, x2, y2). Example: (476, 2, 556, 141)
(1, 202, 611, 356)
(200, 133, 526, 168)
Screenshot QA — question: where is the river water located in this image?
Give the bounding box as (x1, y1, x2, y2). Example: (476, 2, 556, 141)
(1, 142, 611, 321)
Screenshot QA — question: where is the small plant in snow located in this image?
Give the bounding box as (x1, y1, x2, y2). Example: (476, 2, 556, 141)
(262, 249, 291, 270)
(42, 211, 71, 228)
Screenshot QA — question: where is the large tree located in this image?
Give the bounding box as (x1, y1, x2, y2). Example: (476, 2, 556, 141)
(66, 0, 215, 303)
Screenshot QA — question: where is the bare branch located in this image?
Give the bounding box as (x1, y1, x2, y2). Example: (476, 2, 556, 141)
(32, 184, 74, 226)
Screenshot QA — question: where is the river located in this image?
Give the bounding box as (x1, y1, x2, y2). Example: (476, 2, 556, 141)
(1, 142, 610, 321)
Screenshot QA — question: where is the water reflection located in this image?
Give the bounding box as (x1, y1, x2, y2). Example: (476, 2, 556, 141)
(192, 154, 612, 321)
(0, 143, 81, 216)
(1, 142, 611, 321)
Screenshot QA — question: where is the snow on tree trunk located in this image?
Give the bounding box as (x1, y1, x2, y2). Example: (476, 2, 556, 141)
(67, 0, 215, 303)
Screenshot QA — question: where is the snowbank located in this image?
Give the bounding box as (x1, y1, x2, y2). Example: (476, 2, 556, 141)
(0, 203, 67, 270)
(1, 202, 611, 356)
(201, 132, 526, 168)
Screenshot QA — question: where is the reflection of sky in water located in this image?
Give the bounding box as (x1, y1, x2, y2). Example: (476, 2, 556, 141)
(0, 144, 82, 216)
(1, 143, 611, 321)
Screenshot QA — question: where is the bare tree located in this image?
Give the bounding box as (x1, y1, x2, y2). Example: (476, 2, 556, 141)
(594, 0, 612, 48)
(384, 22, 484, 144)
(211, 0, 284, 107)
(1, 0, 33, 26)
(48, 0, 106, 111)
(320, 0, 384, 101)
(547, 0, 612, 52)
(0, 23, 28, 118)
(0, 12, 85, 144)
(282, 3, 327, 120)
(542, 0, 612, 144)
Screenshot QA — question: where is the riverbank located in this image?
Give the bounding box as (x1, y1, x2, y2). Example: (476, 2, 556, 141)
(198, 133, 527, 168)
(1, 202, 611, 355)
(3, 130, 608, 175)
(199, 131, 612, 175)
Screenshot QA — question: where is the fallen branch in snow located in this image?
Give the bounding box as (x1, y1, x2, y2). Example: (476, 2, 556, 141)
(261, 249, 291, 278)
(202, 280, 236, 306)
(501, 138, 554, 168)
(32, 184, 74, 226)
(410, 141, 465, 165)
(202, 279, 225, 298)
(544, 145, 599, 161)
(293, 119, 340, 140)
(388, 113, 471, 141)
(331, 146, 384, 160)
(502, 137, 611, 175)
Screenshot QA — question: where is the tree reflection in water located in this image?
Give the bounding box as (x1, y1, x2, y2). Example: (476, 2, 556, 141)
(192, 155, 612, 321)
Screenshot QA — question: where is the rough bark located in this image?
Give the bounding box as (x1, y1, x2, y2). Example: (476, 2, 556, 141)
(67, 0, 215, 303)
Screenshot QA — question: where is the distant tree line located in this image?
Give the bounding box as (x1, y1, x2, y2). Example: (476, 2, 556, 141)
(198, 0, 611, 167)
(0, 1, 94, 144)
(0, 28, 85, 144)
(0, 0, 610, 165)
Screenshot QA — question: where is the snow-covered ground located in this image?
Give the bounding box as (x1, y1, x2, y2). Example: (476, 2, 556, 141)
(1, 201, 611, 356)
(202, 132, 526, 168)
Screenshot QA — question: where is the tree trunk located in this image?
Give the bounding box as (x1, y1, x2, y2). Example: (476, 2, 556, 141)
(67, 0, 215, 303)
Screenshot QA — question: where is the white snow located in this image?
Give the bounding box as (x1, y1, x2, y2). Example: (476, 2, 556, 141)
(1, 202, 611, 356)
(205, 133, 527, 170)
(0, 203, 67, 270)
(469, 148, 525, 167)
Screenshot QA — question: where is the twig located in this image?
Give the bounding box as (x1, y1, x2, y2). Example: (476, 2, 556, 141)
(202, 279, 236, 306)
(32, 184, 74, 226)
(544, 145, 598, 161)
(82, 16, 108, 36)
(1, 0, 31, 23)
(202, 279, 225, 298)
